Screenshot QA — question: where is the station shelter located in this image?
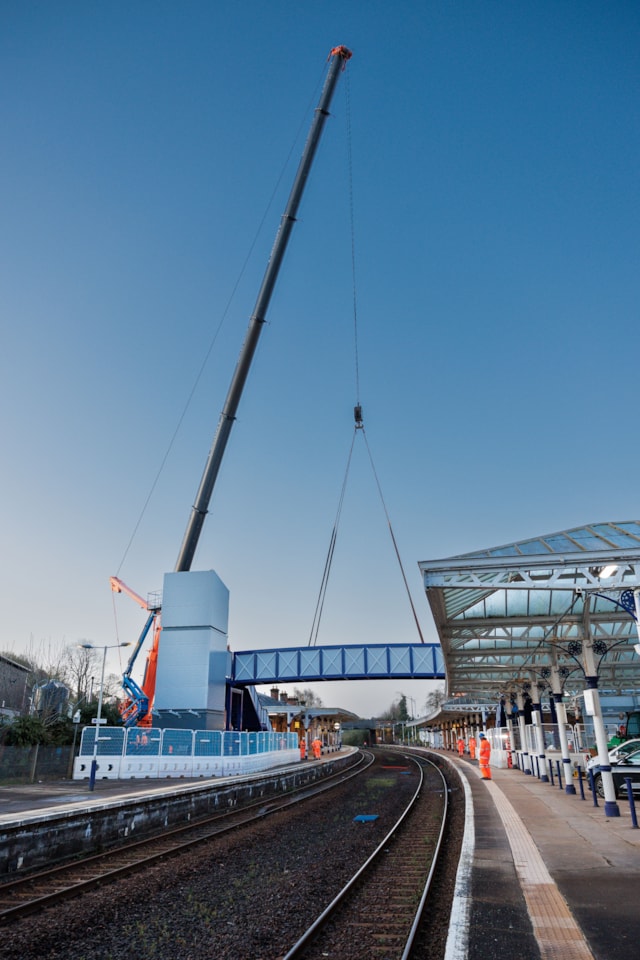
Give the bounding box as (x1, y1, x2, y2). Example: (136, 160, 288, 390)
(257, 687, 358, 753)
(417, 521, 640, 817)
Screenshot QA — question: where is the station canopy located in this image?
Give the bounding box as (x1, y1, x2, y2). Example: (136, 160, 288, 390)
(419, 521, 640, 700)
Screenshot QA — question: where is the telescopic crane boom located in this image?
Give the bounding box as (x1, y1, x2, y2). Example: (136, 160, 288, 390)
(113, 46, 352, 726)
(175, 44, 352, 573)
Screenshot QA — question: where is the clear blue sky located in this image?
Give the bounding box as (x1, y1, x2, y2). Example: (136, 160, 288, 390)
(2, 2, 638, 717)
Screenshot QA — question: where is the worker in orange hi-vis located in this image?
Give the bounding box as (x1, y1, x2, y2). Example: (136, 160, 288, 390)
(468, 735, 477, 760)
(478, 733, 492, 780)
(312, 737, 322, 759)
(457, 737, 465, 757)
(299, 738, 306, 761)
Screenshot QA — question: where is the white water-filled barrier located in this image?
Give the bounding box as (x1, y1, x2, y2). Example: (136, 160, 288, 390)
(73, 727, 299, 780)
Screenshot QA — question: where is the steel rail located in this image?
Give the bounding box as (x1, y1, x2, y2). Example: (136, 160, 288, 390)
(401, 758, 449, 960)
(282, 754, 449, 960)
(0, 750, 372, 924)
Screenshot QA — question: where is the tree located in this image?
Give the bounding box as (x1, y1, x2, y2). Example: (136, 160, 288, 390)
(61, 644, 102, 703)
(3, 716, 49, 746)
(378, 693, 410, 721)
(424, 686, 446, 715)
(292, 687, 323, 707)
(397, 694, 410, 721)
(46, 717, 76, 746)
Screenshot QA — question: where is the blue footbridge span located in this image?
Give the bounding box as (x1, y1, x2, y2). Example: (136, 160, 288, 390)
(231, 642, 445, 686)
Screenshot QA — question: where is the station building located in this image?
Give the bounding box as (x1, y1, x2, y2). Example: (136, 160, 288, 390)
(258, 687, 358, 750)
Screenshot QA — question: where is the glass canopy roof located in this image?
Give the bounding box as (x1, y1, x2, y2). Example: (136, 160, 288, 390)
(419, 522, 640, 699)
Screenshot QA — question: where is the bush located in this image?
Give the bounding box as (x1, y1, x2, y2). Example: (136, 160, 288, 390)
(4, 716, 49, 746)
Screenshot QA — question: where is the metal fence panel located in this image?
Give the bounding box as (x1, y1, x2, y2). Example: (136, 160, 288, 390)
(0, 744, 73, 782)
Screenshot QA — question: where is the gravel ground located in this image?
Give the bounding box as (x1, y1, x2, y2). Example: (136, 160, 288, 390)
(3, 751, 464, 960)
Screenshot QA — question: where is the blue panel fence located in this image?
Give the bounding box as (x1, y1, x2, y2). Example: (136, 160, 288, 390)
(79, 727, 298, 758)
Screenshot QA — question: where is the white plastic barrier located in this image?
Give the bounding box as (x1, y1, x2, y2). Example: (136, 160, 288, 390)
(490, 749, 509, 769)
(222, 756, 244, 776)
(192, 757, 225, 777)
(74, 748, 302, 780)
(157, 758, 194, 778)
(73, 726, 301, 780)
(73, 755, 122, 780)
(120, 758, 160, 779)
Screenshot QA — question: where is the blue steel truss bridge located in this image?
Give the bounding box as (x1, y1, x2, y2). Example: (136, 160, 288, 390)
(231, 643, 445, 686)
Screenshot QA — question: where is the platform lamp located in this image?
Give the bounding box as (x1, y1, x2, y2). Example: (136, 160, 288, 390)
(78, 641, 131, 791)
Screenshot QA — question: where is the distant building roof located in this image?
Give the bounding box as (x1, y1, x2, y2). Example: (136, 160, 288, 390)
(257, 692, 358, 723)
(0, 653, 30, 674)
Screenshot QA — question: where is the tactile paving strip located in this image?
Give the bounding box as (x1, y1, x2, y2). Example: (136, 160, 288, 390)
(485, 779, 595, 960)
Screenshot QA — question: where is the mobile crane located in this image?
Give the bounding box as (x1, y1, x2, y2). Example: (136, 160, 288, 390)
(113, 46, 352, 727)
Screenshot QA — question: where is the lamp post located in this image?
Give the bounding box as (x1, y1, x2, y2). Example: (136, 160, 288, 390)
(78, 642, 130, 791)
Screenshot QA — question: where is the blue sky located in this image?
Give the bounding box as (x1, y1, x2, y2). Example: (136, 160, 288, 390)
(2, 2, 639, 717)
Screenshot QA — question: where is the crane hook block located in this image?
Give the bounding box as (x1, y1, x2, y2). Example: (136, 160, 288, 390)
(354, 404, 363, 426)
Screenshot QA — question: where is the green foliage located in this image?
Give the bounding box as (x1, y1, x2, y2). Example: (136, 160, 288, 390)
(378, 693, 410, 721)
(46, 717, 75, 746)
(4, 716, 49, 746)
(76, 700, 122, 727)
(1, 700, 124, 747)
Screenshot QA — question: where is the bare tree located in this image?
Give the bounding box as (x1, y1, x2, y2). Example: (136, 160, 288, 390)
(102, 671, 124, 702)
(424, 686, 446, 714)
(61, 644, 101, 703)
(292, 687, 323, 707)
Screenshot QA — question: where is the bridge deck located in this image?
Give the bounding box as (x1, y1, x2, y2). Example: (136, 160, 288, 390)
(231, 643, 445, 685)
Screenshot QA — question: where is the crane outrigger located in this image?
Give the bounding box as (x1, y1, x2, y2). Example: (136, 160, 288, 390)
(114, 45, 352, 727)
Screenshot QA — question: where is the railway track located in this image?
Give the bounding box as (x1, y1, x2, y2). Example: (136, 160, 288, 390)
(0, 750, 371, 924)
(282, 754, 449, 960)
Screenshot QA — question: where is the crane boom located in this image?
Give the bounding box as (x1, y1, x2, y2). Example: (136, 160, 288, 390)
(112, 46, 352, 727)
(175, 45, 352, 573)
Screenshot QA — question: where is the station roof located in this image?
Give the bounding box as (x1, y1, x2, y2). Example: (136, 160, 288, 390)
(257, 692, 359, 724)
(419, 521, 640, 700)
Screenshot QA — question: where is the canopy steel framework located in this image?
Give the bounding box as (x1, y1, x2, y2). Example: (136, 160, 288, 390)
(419, 521, 640, 700)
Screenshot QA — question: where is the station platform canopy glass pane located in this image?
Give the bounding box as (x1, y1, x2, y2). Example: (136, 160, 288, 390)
(419, 521, 640, 699)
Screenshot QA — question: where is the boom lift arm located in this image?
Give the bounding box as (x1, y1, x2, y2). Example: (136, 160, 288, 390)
(110, 576, 161, 727)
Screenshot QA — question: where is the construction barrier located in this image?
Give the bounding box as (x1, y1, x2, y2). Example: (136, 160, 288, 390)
(73, 727, 299, 781)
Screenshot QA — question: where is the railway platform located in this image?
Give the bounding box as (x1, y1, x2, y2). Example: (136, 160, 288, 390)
(1, 749, 639, 960)
(444, 749, 640, 960)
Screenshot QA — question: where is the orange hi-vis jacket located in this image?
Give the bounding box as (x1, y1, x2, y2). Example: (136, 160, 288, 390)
(479, 737, 491, 778)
